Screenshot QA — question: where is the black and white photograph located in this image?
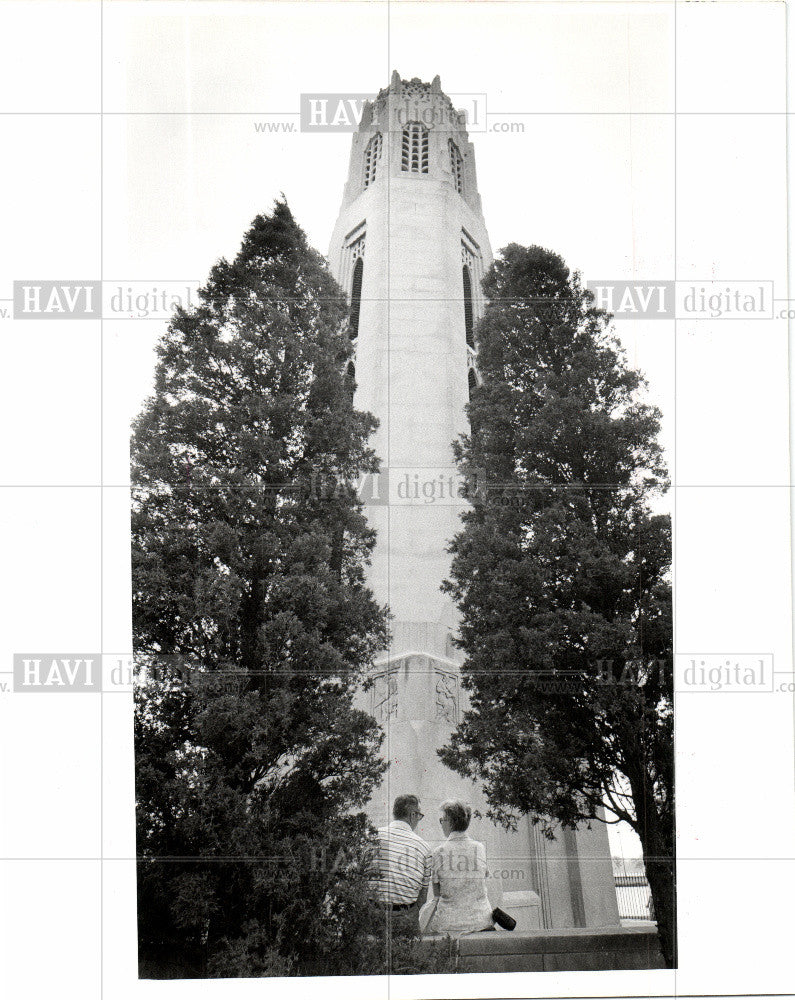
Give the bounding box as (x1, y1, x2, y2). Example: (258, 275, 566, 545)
(0, 2, 793, 999)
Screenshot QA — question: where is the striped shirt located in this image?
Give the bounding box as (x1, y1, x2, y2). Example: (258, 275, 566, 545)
(369, 820, 432, 905)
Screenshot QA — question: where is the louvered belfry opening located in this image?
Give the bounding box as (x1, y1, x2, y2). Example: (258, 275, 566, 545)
(364, 133, 382, 188)
(401, 121, 429, 173)
(449, 138, 464, 195)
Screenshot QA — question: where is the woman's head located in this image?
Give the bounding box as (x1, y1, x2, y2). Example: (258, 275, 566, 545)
(438, 799, 472, 834)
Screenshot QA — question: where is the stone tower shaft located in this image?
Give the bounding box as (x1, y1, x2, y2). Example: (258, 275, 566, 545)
(329, 72, 491, 642)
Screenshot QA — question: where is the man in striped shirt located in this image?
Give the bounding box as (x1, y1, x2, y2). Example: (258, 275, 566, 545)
(369, 794, 432, 913)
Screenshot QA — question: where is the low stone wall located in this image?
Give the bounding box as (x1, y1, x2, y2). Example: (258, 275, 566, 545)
(453, 925, 666, 973)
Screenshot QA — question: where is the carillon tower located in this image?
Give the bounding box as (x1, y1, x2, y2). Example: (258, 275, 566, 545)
(330, 71, 488, 639)
(329, 72, 619, 930)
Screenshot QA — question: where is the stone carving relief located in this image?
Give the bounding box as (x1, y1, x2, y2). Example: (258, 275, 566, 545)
(435, 670, 458, 724)
(372, 670, 398, 722)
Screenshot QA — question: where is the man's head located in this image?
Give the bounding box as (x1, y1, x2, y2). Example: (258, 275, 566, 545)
(393, 794, 423, 830)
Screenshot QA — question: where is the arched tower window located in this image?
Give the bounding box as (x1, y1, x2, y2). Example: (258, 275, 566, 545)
(349, 256, 364, 340)
(401, 122, 429, 173)
(449, 139, 464, 195)
(468, 367, 477, 399)
(462, 265, 474, 349)
(364, 133, 382, 188)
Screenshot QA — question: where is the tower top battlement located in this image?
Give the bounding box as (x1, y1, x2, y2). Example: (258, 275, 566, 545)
(361, 71, 469, 139)
(337, 71, 484, 216)
(368, 71, 461, 123)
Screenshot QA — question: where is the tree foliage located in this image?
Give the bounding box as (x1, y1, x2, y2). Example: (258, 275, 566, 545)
(440, 244, 675, 966)
(132, 200, 394, 975)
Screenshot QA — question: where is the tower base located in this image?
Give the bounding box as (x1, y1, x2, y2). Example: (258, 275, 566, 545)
(358, 623, 620, 928)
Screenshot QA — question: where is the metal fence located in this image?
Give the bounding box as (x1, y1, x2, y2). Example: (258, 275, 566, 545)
(614, 873, 655, 921)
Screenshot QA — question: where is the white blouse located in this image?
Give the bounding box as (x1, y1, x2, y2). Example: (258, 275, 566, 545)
(428, 831, 494, 935)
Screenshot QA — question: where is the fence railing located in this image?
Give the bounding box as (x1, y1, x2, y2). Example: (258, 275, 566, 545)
(614, 873, 655, 921)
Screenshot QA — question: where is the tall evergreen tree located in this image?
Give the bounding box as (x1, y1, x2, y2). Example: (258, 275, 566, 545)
(132, 200, 392, 975)
(440, 245, 675, 966)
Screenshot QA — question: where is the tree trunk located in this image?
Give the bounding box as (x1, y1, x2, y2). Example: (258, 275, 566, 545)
(643, 837, 676, 968)
(627, 781, 676, 966)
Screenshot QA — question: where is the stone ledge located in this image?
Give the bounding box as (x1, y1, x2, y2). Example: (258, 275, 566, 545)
(453, 926, 666, 973)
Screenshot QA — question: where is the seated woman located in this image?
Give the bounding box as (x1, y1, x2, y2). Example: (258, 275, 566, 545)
(423, 800, 494, 936)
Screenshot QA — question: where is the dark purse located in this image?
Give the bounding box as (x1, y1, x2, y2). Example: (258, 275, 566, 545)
(491, 907, 517, 931)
